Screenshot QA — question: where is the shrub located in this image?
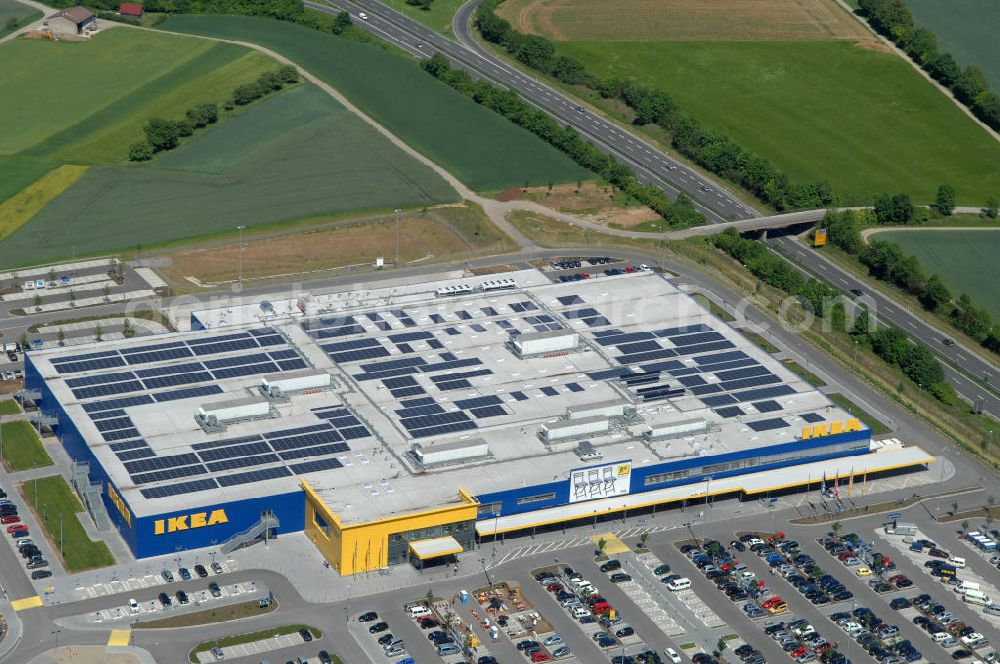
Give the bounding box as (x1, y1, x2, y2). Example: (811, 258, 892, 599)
(128, 141, 154, 161)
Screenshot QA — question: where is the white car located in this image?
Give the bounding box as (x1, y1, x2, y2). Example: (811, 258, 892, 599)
(961, 633, 986, 645)
(357, 11, 367, 19)
(128, 598, 140, 613)
(666, 648, 682, 663)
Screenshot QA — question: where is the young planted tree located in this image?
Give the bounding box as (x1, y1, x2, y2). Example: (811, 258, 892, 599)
(94, 323, 103, 341)
(597, 537, 607, 556)
(57, 329, 65, 347)
(639, 531, 649, 549)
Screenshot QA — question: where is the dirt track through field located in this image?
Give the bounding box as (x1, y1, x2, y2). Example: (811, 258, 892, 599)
(497, 0, 871, 41)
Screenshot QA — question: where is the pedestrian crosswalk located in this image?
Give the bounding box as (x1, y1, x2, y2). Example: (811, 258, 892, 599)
(486, 521, 679, 568)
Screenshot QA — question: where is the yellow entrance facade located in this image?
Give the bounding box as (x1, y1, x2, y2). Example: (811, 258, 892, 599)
(302, 480, 479, 575)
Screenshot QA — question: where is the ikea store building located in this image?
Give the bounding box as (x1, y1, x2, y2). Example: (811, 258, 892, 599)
(23, 268, 933, 573)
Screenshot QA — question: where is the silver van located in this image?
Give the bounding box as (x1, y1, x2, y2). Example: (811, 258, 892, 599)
(437, 643, 461, 655)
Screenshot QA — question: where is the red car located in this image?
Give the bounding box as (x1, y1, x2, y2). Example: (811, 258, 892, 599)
(0, 516, 19, 524)
(762, 596, 784, 608)
(7, 524, 26, 533)
(625, 265, 636, 273)
(530, 653, 551, 662)
(838, 551, 855, 561)
(545, 582, 563, 592)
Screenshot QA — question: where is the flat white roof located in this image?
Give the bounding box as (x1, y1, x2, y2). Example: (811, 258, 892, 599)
(408, 535, 464, 559)
(475, 445, 934, 536)
(30, 268, 860, 522)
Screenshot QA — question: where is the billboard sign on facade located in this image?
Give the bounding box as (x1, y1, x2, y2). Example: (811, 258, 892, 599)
(569, 460, 632, 503)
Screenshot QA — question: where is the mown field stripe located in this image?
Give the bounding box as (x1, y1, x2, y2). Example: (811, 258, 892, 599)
(0, 164, 87, 243)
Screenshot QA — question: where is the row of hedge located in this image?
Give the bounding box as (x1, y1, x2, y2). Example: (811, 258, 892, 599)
(128, 66, 299, 161)
(475, 0, 835, 212)
(421, 54, 704, 227)
(712, 227, 953, 402)
(822, 209, 1000, 353)
(856, 0, 1000, 132)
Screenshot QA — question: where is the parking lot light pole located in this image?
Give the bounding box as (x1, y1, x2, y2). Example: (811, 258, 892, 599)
(480, 557, 492, 589)
(394, 209, 402, 267)
(236, 225, 246, 287)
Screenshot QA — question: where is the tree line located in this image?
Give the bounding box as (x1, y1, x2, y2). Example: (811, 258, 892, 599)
(129, 65, 299, 161)
(712, 227, 954, 403)
(421, 54, 704, 228)
(475, 0, 835, 212)
(822, 208, 1000, 353)
(857, 0, 1000, 132)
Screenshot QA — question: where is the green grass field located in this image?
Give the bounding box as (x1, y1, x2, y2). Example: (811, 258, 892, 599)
(905, 0, 1000, 92)
(20, 476, 115, 571)
(0, 0, 40, 38)
(0, 399, 20, 415)
(378, 0, 465, 34)
(0, 84, 457, 265)
(0, 420, 53, 471)
(160, 14, 590, 191)
(0, 29, 276, 163)
(0, 156, 54, 205)
(558, 40, 1000, 204)
(878, 229, 1000, 319)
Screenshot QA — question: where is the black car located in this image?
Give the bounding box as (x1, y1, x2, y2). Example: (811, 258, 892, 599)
(735, 645, 755, 658)
(731, 540, 746, 552)
(377, 633, 395, 646)
(158, 592, 172, 607)
(952, 650, 973, 660)
(178, 567, 191, 581)
(616, 626, 635, 638)
(890, 597, 911, 610)
(849, 288, 864, 297)
(534, 572, 554, 583)
(318, 652, 333, 664)
(368, 622, 388, 634)
(478, 658, 499, 664)
(175, 590, 189, 605)
(31, 570, 51, 580)
(299, 628, 313, 642)
(517, 640, 540, 651)
(358, 611, 378, 622)
(194, 564, 208, 578)
(600, 560, 622, 572)
(610, 573, 632, 583)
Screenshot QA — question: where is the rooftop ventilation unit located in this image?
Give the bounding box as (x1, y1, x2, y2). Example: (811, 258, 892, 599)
(508, 329, 580, 358)
(566, 399, 634, 421)
(411, 438, 490, 469)
(540, 416, 609, 444)
(196, 397, 272, 433)
(643, 418, 708, 441)
(259, 369, 332, 400)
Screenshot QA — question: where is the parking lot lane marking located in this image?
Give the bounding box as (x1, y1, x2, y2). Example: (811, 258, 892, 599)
(593, 532, 630, 555)
(107, 629, 131, 647)
(11, 596, 43, 611)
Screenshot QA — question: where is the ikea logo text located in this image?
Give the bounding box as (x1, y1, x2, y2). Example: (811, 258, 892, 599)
(801, 418, 862, 440)
(107, 483, 132, 528)
(154, 510, 228, 535)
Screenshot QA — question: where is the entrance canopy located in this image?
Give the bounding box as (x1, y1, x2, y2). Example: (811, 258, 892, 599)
(408, 536, 464, 560)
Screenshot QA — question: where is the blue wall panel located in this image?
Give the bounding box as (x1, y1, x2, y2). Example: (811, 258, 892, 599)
(474, 429, 871, 519)
(135, 490, 305, 558)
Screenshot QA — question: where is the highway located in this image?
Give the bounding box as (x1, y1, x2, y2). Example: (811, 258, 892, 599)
(771, 233, 1000, 418)
(305, 0, 758, 223)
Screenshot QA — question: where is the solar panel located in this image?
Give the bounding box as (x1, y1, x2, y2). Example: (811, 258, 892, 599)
(654, 324, 713, 337)
(669, 331, 726, 346)
(52, 349, 121, 364)
(675, 340, 736, 356)
(268, 430, 344, 451)
(136, 361, 206, 378)
(455, 395, 503, 410)
(140, 478, 219, 499)
(688, 384, 723, 396)
(389, 331, 434, 343)
(566, 383, 584, 393)
(132, 464, 208, 485)
(540, 386, 559, 396)
(125, 453, 201, 474)
(142, 371, 212, 390)
(471, 405, 506, 418)
(101, 428, 141, 442)
(445, 327, 460, 336)
(279, 442, 349, 460)
(375, 321, 392, 331)
(268, 349, 300, 360)
(203, 353, 270, 369)
(557, 295, 583, 305)
(430, 314, 445, 323)
(254, 335, 285, 347)
(595, 331, 656, 346)
(390, 386, 426, 398)
(671, 366, 702, 377)
(747, 418, 789, 432)
(65, 371, 137, 388)
(264, 423, 334, 440)
(90, 409, 127, 420)
(186, 332, 251, 345)
(430, 369, 493, 382)
(119, 341, 187, 354)
(583, 317, 612, 327)
(718, 374, 781, 392)
(384, 376, 418, 389)
(702, 394, 738, 407)
(72, 380, 144, 400)
(510, 391, 528, 401)
(116, 448, 156, 461)
(563, 308, 600, 320)
(216, 466, 292, 487)
(677, 375, 706, 387)
(278, 359, 308, 371)
(95, 417, 134, 432)
(123, 347, 193, 365)
(470, 324, 486, 333)
(397, 396, 436, 408)
(714, 365, 772, 382)
(190, 338, 261, 356)
(396, 343, 413, 354)
(752, 400, 782, 413)
(328, 347, 391, 364)
(311, 325, 366, 340)
(209, 361, 278, 379)
(390, 309, 408, 319)
(694, 350, 749, 366)
(455, 310, 472, 320)
(110, 439, 149, 452)
(396, 404, 445, 418)
(481, 307, 498, 317)
(289, 457, 344, 474)
(419, 358, 483, 374)
(206, 454, 280, 472)
(435, 380, 471, 391)
(361, 357, 427, 373)
(616, 349, 678, 364)
(714, 406, 745, 418)
(733, 385, 797, 402)
(338, 426, 371, 440)
(154, 385, 223, 402)
(248, 327, 277, 336)
(801, 413, 824, 423)
(400, 411, 471, 430)
(192, 434, 263, 451)
(198, 441, 273, 462)
(54, 356, 127, 374)
(428, 339, 444, 350)
(409, 420, 478, 438)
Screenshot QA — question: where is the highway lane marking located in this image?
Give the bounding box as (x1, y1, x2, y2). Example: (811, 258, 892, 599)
(907, 321, 916, 328)
(958, 354, 967, 361)
(11, 596, 42, 611)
